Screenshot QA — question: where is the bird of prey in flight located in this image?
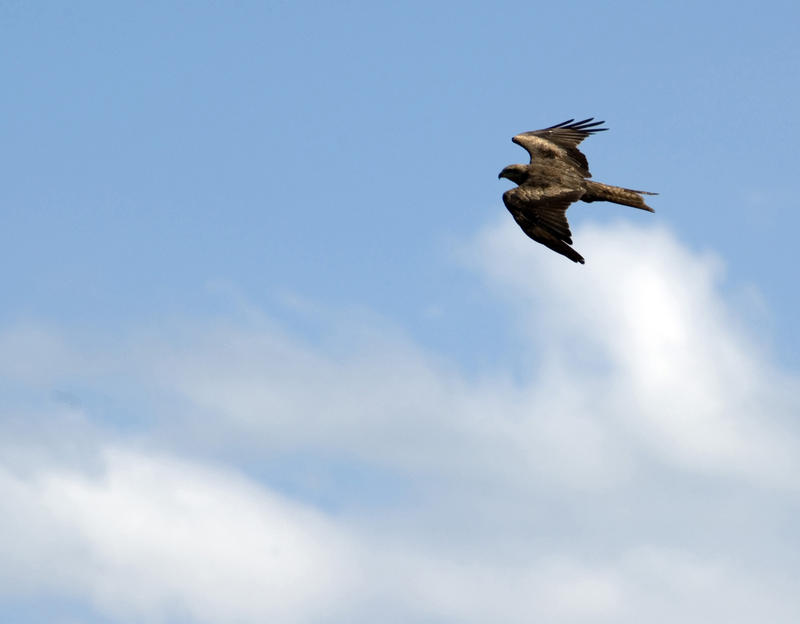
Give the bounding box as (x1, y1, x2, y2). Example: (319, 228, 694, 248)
(499, 118, 656, 264)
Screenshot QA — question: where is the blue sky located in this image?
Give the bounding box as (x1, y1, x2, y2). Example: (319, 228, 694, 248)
(2, 2, 800, 623)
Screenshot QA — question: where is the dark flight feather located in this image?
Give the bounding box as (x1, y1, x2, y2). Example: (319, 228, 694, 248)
(503, 187, 584, 263)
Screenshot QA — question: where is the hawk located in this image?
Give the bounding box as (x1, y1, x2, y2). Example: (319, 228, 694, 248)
(499, 118, 656, 264)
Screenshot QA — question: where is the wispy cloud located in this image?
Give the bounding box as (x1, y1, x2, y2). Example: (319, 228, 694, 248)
(0, 449, 359, 623)
(1, 221, 799, 622)
(471, 219, 800, 486)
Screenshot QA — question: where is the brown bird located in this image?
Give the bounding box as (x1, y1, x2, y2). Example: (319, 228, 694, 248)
(499, 118, 656, 264)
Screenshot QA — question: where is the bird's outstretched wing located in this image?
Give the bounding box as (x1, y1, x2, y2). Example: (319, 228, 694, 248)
(502, 186, 585, 264)
(512, 118, 607, 177)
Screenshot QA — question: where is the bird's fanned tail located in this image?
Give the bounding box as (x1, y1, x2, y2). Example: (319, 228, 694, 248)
(582, 181, 657, 212)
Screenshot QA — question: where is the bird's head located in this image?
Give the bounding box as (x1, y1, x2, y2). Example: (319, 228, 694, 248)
(498, 164, 529, 185)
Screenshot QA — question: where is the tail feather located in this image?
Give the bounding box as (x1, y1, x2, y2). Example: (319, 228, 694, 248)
(583, 181, 656, 212)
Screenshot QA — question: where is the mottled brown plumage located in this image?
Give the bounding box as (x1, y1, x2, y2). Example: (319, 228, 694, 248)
(499, 118, 656, 264)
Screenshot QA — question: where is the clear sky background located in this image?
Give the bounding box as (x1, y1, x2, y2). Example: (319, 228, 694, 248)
(2, 2, 800, 623)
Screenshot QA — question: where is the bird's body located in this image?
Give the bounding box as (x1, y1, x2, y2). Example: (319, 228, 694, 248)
(499, 118, 656, 264)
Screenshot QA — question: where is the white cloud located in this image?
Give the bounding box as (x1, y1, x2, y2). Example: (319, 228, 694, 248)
(3, 448, 796, 624)
(0, 449, 360, 623)
(1, 221, 799, 622)
(125, 220, 799, 493)
(472, 219, 800, 486)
